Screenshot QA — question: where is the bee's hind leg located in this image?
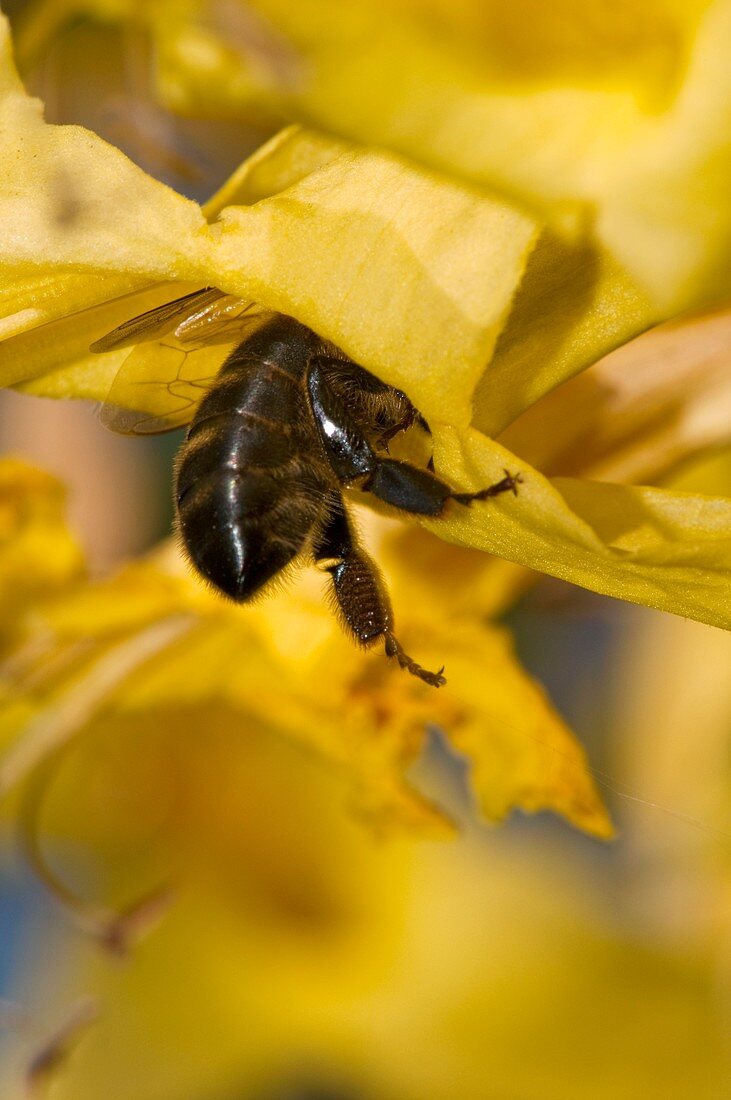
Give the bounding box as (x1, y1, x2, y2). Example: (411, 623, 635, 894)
(313, 499, 446, 688)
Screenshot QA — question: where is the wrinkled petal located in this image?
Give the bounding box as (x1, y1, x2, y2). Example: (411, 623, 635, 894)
(429, 425, 731, 629)
(152, 0, 731, 312)
(5, 5, 728, 426)
(209, 143, 537, 426)
(0, 497, 610, 839)
(0, 18, 657, 433)
(0, 7, 539, 427)
(0, 21, 661, 434)
(0, 19, 214, 323)
(499, 304, 731, 483)
(0, 13, 728, 636)
(473, 230, 654, 436)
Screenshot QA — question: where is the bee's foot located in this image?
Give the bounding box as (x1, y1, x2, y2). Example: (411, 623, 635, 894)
(452, 468, 523, 506)
(384, 632, 446, 688)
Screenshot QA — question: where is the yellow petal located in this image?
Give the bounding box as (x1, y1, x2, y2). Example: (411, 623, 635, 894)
(401, 619, 612, 837)
(429, 425, 731, 630)
(209, 143, 538, 426)
(0, 14, 214, 327)
(499, 304, 731, 484)
(0, 519, 609, 839)
(6, 5, 726, 434)
(0, 458, 84, 646)
(156, 0, 731, 311)
(1, 1, 543, 425)
(0, 84, 538, 428)
(473, 230, 655, 436)
(0, 17, 657, 432)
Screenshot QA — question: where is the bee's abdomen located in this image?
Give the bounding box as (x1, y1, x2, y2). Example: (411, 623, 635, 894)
(175, 353, 325, 602)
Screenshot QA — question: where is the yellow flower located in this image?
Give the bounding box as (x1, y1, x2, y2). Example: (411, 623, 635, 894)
(0, 458, 611, 844)
(155, 0, 731, 314)
(14, 0, 731, 313)
(0, 14, 729, 630)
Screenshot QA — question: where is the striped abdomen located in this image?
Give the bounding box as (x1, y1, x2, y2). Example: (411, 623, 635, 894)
(175, 316, 331, 601)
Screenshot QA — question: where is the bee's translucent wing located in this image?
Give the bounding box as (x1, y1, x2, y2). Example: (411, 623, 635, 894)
(99, 338, 233, 434)
(96, 291, 272, 435)
(174, 296, 267, 346)
(89, 287, 224, 353)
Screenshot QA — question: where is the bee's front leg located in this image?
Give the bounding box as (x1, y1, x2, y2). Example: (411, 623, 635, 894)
(362, 461, 522, 515)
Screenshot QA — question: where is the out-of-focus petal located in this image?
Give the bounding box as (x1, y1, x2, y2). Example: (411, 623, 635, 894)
(0, 459, 84, 647)
(0, 506, 610, 839)
(0, 17, 213, 330)
(152, 0, 731, 312)
(499, 304, 731, 484)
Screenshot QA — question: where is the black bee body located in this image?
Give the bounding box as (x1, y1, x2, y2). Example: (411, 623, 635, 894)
(176, 316, 333, 601)
(96, 291, 523, 687)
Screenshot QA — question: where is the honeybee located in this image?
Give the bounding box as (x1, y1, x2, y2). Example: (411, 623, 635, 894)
(93, 287, 522, 687)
